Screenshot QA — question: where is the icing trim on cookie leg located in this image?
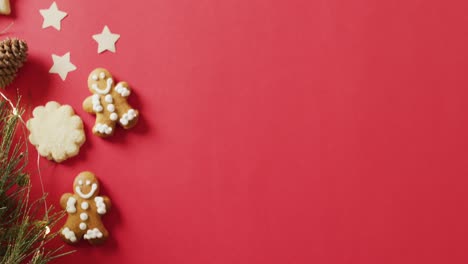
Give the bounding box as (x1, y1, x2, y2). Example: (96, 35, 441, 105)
(93, 123, 113, 135)
(119, 117, 129, 126)
(75, 183, 98, 199)
(62, 227, 77, 243)
(119, 109, 138, 126)
(83, 228, 103, 240)
(92, 77, 113, 95)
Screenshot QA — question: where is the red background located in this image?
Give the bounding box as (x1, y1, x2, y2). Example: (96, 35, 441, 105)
(3, 0, 468, 263)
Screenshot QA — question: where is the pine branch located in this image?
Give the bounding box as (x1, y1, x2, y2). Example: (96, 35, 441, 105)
(0, 100, 72, 263)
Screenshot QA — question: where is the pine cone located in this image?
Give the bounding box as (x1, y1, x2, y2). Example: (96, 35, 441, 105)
(0, 38, 28, 88)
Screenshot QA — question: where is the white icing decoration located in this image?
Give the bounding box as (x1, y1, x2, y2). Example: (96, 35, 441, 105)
(62, 227, 77, 242)
(119, 109, 137, 126)
(92, 77, 113, 94)
(81, 201, 89, 210)
(83, 228, 103, 240)
(92, 94, 103, 112)
(95, 196, 107, 215)
(86, 180, 91, 185)
(66, 197, 77, 213)
(79, 222, 87, 230)
(80, 213, 88, 221)
(99, 72, 106, 79)
(92, 74, 98, 81)
(105, 94, 113, 103)
(107, 104, 115, 112)
(94, 105, 103, 112)
(110, 113, 118, 121)
(115, 83, 130, 97)
(94, 123, 113, 135)
(76, 183, 98, 199)
(78, 180, 83, 185)
(120, 117, 128, 126)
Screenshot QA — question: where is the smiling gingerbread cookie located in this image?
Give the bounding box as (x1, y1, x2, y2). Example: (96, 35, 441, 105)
(60, 171, 111, 245)
(83, 68, 139, 137)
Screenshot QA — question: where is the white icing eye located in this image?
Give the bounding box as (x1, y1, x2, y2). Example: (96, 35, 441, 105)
(78, 180, 83, 185)
(92, 74, 98, 81)
(86, 180, 91, 185)
(99, 72, 106, 79)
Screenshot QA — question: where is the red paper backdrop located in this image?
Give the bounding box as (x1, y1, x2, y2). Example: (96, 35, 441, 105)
(3, 0, 468, 263)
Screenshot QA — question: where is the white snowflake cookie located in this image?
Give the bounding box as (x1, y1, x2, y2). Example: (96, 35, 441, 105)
(27, 101, 85, 162)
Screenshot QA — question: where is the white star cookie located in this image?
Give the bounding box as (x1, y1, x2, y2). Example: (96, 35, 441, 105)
(49, 52, 77, 81)
(27, 101, 86, 162)
(92, 26, 120, 53)
(39, 2, 67, 30)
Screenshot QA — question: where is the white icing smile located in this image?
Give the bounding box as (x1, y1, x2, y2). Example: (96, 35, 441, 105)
(76, 183, 98, 199)
(92, 77, 113, 94)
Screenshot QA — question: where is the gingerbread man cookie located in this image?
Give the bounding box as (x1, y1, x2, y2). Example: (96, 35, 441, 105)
(60, 172, 111, 245)
(83, 68, 139, 137)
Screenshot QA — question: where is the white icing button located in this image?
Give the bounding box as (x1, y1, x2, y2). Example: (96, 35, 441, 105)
(110, 113, 118, 121)
(81, 202, 89, 210)
(99, 72, 106, 79)
(92, 94, 100, 100)
(79, 222, 87, 230)
(92, 74, 98, 81)
(80, 213, 88, 221)
(107, 104, 115, 112)
(105, 94, 113, 103)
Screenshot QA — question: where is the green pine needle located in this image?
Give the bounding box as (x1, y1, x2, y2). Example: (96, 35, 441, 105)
(0, 101, 72, 263)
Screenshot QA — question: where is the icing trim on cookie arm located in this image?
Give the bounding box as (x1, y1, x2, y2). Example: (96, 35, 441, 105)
(66, 197, 77, 213)
(114, 82, 131, 97)
(75, 183, 98, 199)
(94, 196, 107, 215)
(60, 193, 73, 210)
(92, 77, 113, 94)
